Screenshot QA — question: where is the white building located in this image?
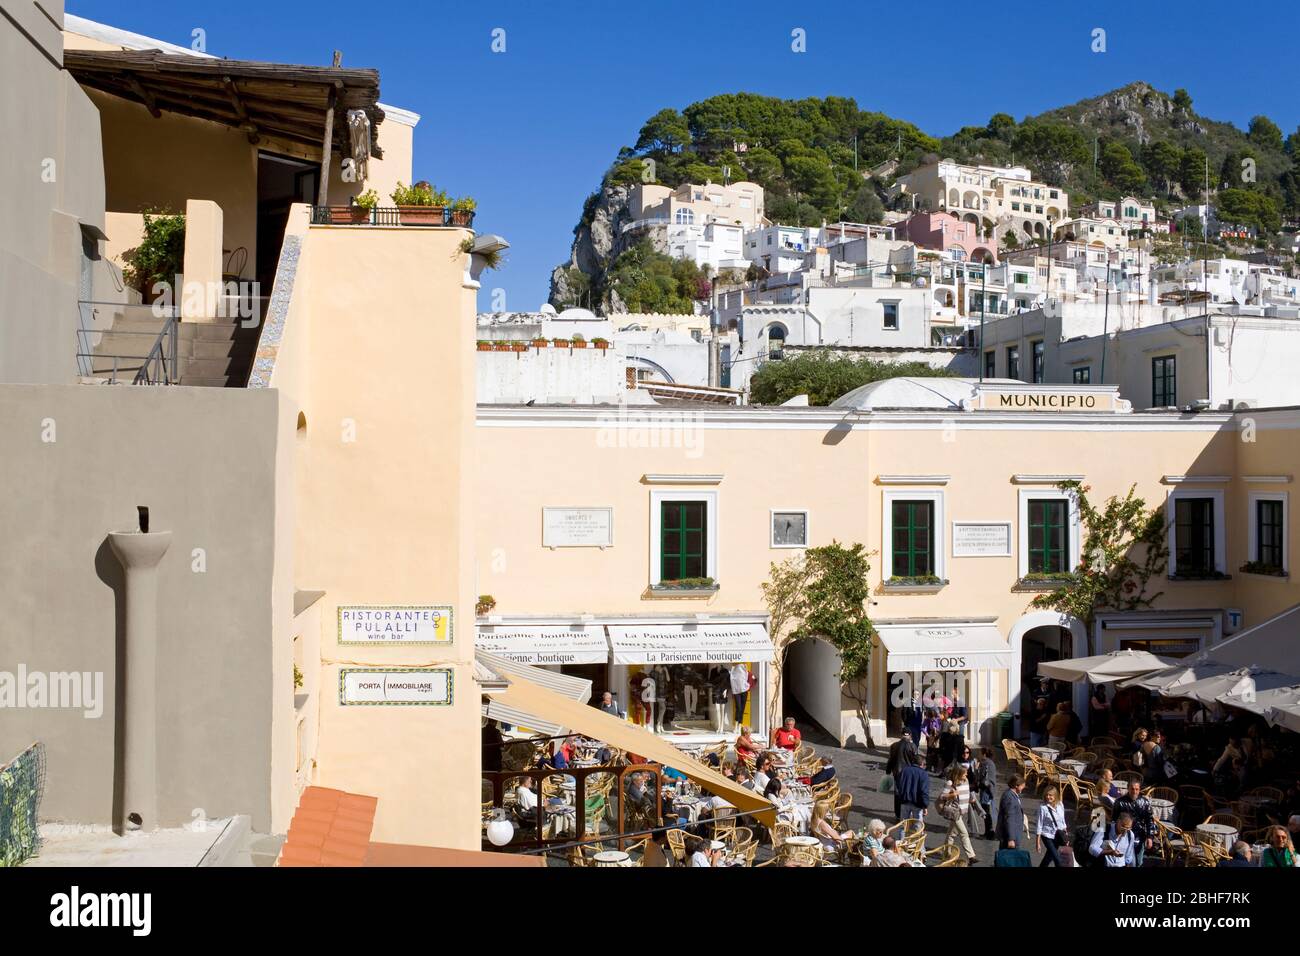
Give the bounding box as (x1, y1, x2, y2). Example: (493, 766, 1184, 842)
(894, 159, 1069, 243)
(1078, 196, 1161, 233)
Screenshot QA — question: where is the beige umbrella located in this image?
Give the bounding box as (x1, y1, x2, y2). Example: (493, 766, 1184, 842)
(1166, 667, 1298, 707)
(1266, 698, 1300, 734)
(1221, 683, 1300, 718)
(1119, 655, 1235, 693)
(1037, 649, 1176, 683)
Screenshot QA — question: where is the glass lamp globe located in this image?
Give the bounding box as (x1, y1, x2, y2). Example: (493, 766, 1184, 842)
(486, 810, 514, 847)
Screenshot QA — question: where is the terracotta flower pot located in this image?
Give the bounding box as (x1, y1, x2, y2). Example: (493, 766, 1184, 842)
(449, 208, 474, 227)
(531, 340, 549, 349)
(397, 205, 446, 226)
(350, 206, 372, 224)
(476, 343, 492, 352)
(492, 343, 511, 352)
(511, 342, 528, 352)
(572, 341, 588, 349)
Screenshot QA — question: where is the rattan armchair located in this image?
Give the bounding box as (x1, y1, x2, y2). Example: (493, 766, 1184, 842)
(924, 843, 962, 867)
(1203, 811, 1245, 832)
(665, 828, 689, 865)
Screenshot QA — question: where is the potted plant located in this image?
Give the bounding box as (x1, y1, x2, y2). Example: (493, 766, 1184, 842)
(351, 189, 379, 224)
(476, 340, 492, 352)
(510, 340, 528, 352)
(571, 334, 587, 349)
(531, 335, 549, 349)
(552, 337, 570, 348)
(476, 595, 496, 617)
(449, 196, 476, 227)
(592, 337, 609, 350)
(121, 208, 186, 301)
(390, 181, 449, 225)
(492, 340, 512, 352)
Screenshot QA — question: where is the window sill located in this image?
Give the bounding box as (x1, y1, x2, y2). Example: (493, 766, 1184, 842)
(1238, 566, 1288, 580)
(1167, 573, 1232, 582)
(881, 579, 948, 594)
(1012, 577, 1072, 593)
(645, 585, 719, 600)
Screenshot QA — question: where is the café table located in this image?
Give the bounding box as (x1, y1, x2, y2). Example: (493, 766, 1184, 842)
(1196, 822, 1237, 852)
(781, 835, 823, 864)
(1148, 797, 1176, 824)
(1059, 759, 1088, 777)
(592, 850, 632, 867)
(1032, 747, 1061, 763)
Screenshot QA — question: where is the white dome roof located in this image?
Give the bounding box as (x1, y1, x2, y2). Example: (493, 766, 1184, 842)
(831, 377, 1018, 411)
(556, 307, 599, 322)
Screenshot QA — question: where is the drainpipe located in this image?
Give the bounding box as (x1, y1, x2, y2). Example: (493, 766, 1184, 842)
(108, 508, 172, 832)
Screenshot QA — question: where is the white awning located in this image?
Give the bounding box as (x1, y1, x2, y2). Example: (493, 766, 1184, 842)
(474, 624, 609, 665)
(477, 651, 592, 736)
(606, 622, 774, 665)
(876, 622, 1011, 672)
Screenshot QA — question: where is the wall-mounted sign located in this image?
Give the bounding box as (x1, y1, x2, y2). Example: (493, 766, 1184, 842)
(338, 605, 453, 645)
(952, 522, 1012, 557)
(339, 668, 453, 706)
(543, 507, 614, 548)
(969, 385, 1125, 412)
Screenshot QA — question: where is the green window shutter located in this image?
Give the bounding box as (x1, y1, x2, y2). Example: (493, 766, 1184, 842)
(891, 500, 934, 577)
(1028, 499, 1066, 574)
(1258, 499, 1283, 568)
(660, 501, 707, 581)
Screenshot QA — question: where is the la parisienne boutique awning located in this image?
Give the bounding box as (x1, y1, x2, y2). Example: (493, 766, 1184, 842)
(475, 624, 609, 665)
(875, 621, 1012, 672)
(477, 652, 592, 737)
(482, 666, 776, 827)
(606, 622, 775, 666)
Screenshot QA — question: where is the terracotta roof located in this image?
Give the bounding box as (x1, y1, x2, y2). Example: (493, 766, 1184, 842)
(277, 786, 379, 867)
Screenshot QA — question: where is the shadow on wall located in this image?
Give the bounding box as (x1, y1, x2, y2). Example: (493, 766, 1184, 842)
(93, 536, 127, 834)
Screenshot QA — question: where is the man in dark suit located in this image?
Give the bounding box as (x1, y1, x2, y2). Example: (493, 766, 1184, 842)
(1216, 842, 1255, 867)
(885, 733, 916, 820)
(996, 774, 1027, 849)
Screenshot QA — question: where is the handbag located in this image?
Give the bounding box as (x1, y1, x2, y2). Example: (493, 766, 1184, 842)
(938, 789, 961, 821)
(994, 848, 1032, 868)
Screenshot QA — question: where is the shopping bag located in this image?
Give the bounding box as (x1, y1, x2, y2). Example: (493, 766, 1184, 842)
(993, 848, 1032, 868)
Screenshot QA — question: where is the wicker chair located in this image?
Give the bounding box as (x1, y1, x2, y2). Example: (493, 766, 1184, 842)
(1179, 784, 1208, 821)
(1230, 801, 1260, 831)
(831, 792, 853, 830)
(770, 820, 795, 850)
(665, 828, 689, 866)
(924, 843, 962, 867)
(1189, 834, 1229, 868)
(1154, 819, 1189, 865)
(886, 818, 926, 842)
(1146, 786, 1178, 804)
(731, 826, 754, 851)
(899, 830, 928, 863)
(712, 813, 737, 845)
(779, 842, 822, 867)
(1203, 811, 1245, 832)
(1247, 785, 1284, 803)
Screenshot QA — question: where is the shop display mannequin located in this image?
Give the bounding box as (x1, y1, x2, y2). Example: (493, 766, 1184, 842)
(709, 666, 730, 733)
(652, 665, 671, 732)
(640, 672, 657, 732)
(680, 666, 699, 719)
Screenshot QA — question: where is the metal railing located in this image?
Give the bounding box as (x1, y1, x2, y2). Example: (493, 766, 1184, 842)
(310, 205, 475, 228)
(135, 315, 180, 384)
(75, 310, 179, 385)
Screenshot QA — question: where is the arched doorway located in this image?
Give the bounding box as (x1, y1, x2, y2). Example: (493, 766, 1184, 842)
(782, 637, 843, 746)
(1007, 611, 1086, 740)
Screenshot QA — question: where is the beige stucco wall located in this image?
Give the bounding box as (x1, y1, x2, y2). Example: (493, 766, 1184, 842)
(0, 383, 285, 830)
(0, 1, 111, 384)
(1232, 409, 1300, 625)
(272, 221, 481, 848)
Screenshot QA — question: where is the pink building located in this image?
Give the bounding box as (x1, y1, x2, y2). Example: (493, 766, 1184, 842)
(895, 212, 997, 263)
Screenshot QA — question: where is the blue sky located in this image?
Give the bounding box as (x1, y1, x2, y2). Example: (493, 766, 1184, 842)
(72, 1, 1299, 311)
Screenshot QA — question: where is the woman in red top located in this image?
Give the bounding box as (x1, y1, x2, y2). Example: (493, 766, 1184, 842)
(772, 717, 802, 751)
(734, 726, 761, 762)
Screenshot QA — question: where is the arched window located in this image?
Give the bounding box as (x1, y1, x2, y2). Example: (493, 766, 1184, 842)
(675, 208, 694, 225)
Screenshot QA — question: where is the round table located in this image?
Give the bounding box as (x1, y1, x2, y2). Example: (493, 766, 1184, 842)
(592, 850, 632, 867)
(1196, 823, 1237, 852)
(784, 836, 821, 849)
(1032, 747, 1061, 763)
(1149, 798, 1176, 823)
(1059, 759, 1087, 777)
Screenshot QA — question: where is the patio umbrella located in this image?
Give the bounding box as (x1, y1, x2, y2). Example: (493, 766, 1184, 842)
(1118, 655, 1235, 693)
(1037, 649, 1176, 683)
(1220, 682, 1300, 718)
(1265, 699, 1300, 734)
(1164, 667, 1299, 707)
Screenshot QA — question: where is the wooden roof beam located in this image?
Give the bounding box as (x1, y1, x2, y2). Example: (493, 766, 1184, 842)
(223, 76, 260, 144)
(124, 74, 161, 118)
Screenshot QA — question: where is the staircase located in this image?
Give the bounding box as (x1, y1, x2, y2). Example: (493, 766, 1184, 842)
(78, 303, 263, 387)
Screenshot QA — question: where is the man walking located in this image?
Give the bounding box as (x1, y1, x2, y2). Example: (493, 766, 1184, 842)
(896, 749, 930, 822)
(974, 747, 997, 840)
(1112, 780, 1154, 868)
(996, 774, 1027, 849)
(1089, 811, 1138, 867)
(885, 733, 916, 820)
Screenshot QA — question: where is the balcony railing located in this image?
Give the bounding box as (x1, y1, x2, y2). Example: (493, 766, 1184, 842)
(310, 206, 475, 228)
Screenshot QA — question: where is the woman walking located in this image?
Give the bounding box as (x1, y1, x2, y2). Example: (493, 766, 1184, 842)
(1036, 785, 1069, 867)
(938, 765, 978, 865)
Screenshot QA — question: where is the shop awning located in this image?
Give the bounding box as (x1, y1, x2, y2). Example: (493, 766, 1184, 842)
(482, 669, 776, 827)
(606, 622, 774, 666)
(475, 624, 609, 665)
(477, 652, 592, 737)
(875, 621, 1011, 672)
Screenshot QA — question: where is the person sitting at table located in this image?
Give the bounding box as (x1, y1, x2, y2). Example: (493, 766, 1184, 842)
(735, 766, 755, 791)
(873, 835, 907, 868)
(515, 776, 539, 813)
(1089, 811, 1138, 867)
(1217, 841, 1254, 868)
(860, 819, 887, 864)
(1261, 825, 1297, 868)
(772, 716, 802, 751)
(625, 771, 655, 816)
(810, 799, 854, 851)
(809, 755, 837, 787)
(753, 754, 773, 794)
(1029, 697, 1050, 748)
(734, 726, 761, 764)
(1095, 768, 1121, 805)
(686, 835, 714, 867)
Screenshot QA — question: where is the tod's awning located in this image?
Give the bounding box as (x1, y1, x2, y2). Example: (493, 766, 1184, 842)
(474, 625, 609, 665)
(876, 621, 1012, 672)
(607, 623, 775, 666)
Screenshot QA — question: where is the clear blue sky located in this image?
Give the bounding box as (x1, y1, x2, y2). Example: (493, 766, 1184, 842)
(72, 1, 1299, 311)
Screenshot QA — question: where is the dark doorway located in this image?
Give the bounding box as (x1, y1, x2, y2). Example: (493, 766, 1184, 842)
(256, 152, 318, 294)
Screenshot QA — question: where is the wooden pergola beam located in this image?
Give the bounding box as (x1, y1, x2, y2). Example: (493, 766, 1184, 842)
(222, 76, 260, 144)
(123, 73, 161, 118)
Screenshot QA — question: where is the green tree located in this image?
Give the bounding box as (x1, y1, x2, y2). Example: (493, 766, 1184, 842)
(1178, 146, 1208, 197)
(1172, 88, 1193, 112)
(762, 542, 876, 746)
(1218, 188, 1281, 234)
(635, 108, 690, 154)
(1248, 115, 1284, 153)
(748, 352, 954, 406)
(1099, 141, 1147, 193)
(1012, 122, 1089, 185)
(1028, 482, 1167, 655)
(846, 185, 885, 223)
(1141, 140, 1183, 194)
(987, 112, 1017, 140)
(1003, 229, 1019, 249)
